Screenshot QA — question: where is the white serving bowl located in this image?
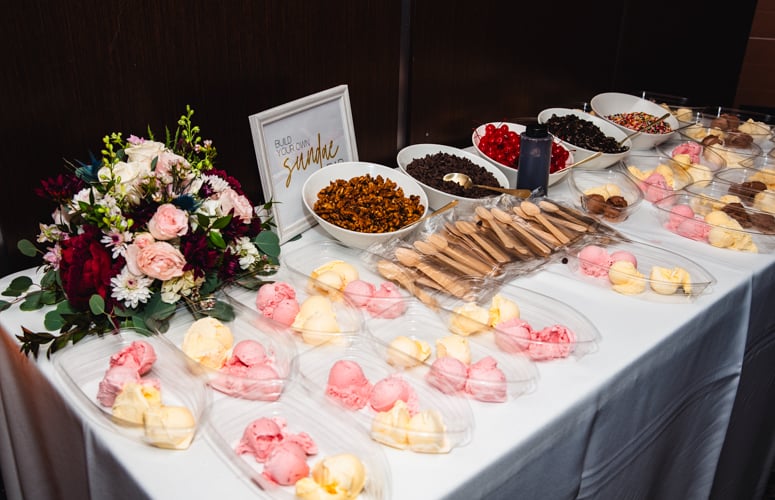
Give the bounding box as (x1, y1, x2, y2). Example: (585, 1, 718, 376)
(537, 108, 631, 170)
(302, 162, 429, 250)
(471, 122, 575, 187)
(396, 143, 510, 210)
(590, 91, 679, 150)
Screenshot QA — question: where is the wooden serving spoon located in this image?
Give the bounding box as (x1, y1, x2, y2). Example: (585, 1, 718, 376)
(413, 240, 486, 277)
(426, 233, 495, 276)
(519, 200, 570, 244)
(454, 220, 511, 263)
(394, 247, 469, 297)
(490, 207, 552, 257)
(538, 200, 591, 228)
(376, 259, 438, 308)
(474, 206, 530, 255)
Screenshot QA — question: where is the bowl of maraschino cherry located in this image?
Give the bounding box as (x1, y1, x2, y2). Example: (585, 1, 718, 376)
(472, 122, 575, 187)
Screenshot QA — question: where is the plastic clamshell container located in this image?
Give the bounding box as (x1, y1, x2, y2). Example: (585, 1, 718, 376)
(620, 155, 695, 203)
(427, 279, 600, 362)
(558, 238, 716, 302)
(205, 390, 391, 499)
(655, 140, 726, 183)
(715, 164, 775, 195)
(366, 298, 539, 401)
(471, 121, 575, 187)
(161, 303, 298, 401)
(396, 143, 510, 211)
(679, 126, 763, 168)
(53, 328, 210, 449)
(567, 166, 644, 222)
(695, 113, 773, 148)
(295, 339, 474, 453)
(684, 177, 775, 216)
(653, 192, 775, 253)
(282, 239, 415, 319)
(223, 269, 366, 350)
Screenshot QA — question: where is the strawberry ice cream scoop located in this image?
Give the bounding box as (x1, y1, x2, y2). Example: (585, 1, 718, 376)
(325, 360, 373, 410)
(671, 142, 702, 163)
(262, 441, 310, 486)
(369, 374, 419, 414)
(667, 204, 695, 231)
(610, 250, 637, 267)
(228, 339, 268, 367)
(256, 282, 299, 325)
(366, 282, 407, 319)
(465, 356, 507, 403)
(343, 279, 375, 307)
(426, 356, 468, 394)
(96, 364, 141, 407)
(235, 417, 284, 462)
(494, 318, 534, 354)
(642, 172, 670, 202)
(577, 245, 612, 278)
(109, 340, 157, 375)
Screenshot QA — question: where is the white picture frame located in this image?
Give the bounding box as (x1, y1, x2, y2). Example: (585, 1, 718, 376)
(249, 85, 359, 243)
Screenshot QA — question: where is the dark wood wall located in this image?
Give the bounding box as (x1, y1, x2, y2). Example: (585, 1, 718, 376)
(0, 0, 760, 276)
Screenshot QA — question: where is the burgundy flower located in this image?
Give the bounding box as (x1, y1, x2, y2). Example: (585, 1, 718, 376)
(180, 232, 218, 278)
(208, 169, 246, 196)
(35, 173, 85, 204)
(218, 250, 241, 281)
(59, 226, 122, 311)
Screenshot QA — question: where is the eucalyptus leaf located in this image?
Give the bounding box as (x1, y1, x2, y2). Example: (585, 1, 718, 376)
(44, 310, 66, 331)
(40, 290, 59, 305)
(3, 276, 34, 296)
(17, 239, 38, 257)
(40, 270, 57, 288)
(255, 230, 281, 257)
(206, 300, 235, 322)
(0, 300, 10, 312)
(89, 295, 106, 315)
(211, 215, 233, 230)
(19, 291, 43, 311)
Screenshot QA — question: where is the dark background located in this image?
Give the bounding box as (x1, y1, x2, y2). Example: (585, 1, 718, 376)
(0, 0, 760, 278)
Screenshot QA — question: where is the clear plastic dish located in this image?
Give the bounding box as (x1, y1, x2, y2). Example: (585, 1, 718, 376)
(557, 238, 716, 302)
(282, 239, 416, 319)
(295, 340, 474, 453)
(53, 329, 210, 449)
(684, 177, 775, 216)
(366, 299, 539, 402)
(427, 279, 600, 362)
(206, 391, 391, 499)
(223, 270, 366, 348)
(161, 303, 298, 401)
(653, 192, 775, 253)
(621, 155, 695, 203)
(568, 166, 644, 222)
(655, 140, 726, 185)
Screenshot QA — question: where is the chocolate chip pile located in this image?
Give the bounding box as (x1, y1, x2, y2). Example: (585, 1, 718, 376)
(545, 114, 629, 154)
(405, 152, 500, 198)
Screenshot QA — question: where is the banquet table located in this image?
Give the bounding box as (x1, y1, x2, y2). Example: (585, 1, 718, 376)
(1, 159, 774, 500)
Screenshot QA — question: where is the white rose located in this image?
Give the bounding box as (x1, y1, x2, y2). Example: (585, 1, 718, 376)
(124, 141, 166, 164)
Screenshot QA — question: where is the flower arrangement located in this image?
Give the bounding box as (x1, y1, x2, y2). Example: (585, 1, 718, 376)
(1, 106, 280, 357)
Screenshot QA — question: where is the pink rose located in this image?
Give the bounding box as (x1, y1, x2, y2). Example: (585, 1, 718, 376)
(136, 241, 186, 281)
(154, 151, 189, 180)
(148, 204, 189, 240)
(219, 188, 253, 223)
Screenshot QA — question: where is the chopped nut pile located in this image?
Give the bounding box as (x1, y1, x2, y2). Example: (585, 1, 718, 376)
(313, 173, 425, 233)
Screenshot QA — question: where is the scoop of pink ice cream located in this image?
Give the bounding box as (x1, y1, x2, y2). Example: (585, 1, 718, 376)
(228, 340, 268, 367)
(235, 417, 284, 462)
(642, 172, 670, 202)
(262, 441, 311, 486)
(109, 340, 157, 375)
(667, 204, 695, 231)
(96, 364, 141, 407)
(325, 360, 373, 410)
(343, 279, 375, 307)
(426, 356, 468, 394)
(256, 282, 299, 325)
(526, 325, 577, 360)
(369, 374, 419, 414)
(610, 250, 637, 267)
(671, 142, 702, 163)
(493, 318, 534, 354)
(366, 282, 407, 319)
(465, 356, 507, 403)
(675, 218, 711, 241)
(577, 245, 613, 278)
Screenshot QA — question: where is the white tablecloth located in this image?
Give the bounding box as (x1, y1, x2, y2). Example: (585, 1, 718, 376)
(1, 176, 773, 500)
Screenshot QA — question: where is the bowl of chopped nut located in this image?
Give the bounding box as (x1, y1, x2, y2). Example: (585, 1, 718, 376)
(302, 162, 429, 249)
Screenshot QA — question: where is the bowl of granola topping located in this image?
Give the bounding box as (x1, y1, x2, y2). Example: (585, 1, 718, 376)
(302, 162, 429, 249)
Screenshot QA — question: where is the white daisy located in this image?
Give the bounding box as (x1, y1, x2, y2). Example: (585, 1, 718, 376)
(111, 267, 154, 309)
(202, 174, 230, 193)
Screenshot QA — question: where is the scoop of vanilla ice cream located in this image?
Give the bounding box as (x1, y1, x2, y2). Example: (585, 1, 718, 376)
(309, 260, 359, 296)
(649, 266, 692, 295)
(371, 400, 411, 448)
(387, 336, 431, 367)
(436, 335, 471, 365)
(488, 294, 520, 326)
(608, 261, 646, 295)
(448, 302, 489, 336)
(143, 405, 196, 450)
(181, 317, 234, 370)
(295, 453, 367, 500)
(754, 191, 775, 213)
(583, 183, 622, 199)
(407, 409, 449, 453)
(112, 382, 162, 425)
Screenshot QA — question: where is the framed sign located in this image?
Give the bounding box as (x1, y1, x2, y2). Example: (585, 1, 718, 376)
(249, 85, 359, 243)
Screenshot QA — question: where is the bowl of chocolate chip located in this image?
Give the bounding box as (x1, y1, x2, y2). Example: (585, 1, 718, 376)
(397, 143, 510, 211)
(567, 166, 643, 223)
(537, 108, 631, 170)
(302, 162, 429, 249)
